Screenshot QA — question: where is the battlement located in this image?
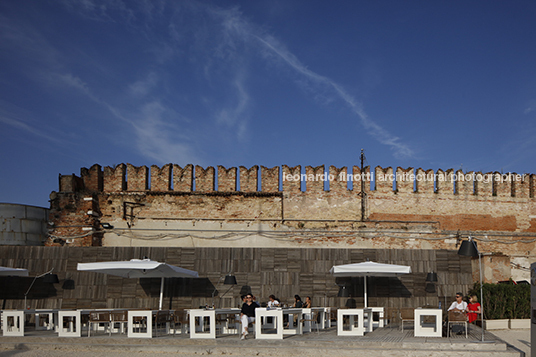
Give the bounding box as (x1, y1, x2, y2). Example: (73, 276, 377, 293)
(59, 163, 536, 200)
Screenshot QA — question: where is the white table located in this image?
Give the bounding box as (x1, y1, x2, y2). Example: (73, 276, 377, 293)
(254, 308, 304, 339)
(414, 308, 442, 337)
(302, 307, 330, 332)
(188, 308, 240, 339)
(2, 309, 60, 337)
(255, 308, 284, 339)
(337, 308, 373, 336)
(366, 307, 385, 329)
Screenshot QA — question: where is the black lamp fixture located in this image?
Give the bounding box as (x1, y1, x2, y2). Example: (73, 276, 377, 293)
(338, 286, 350, 297)
(211, 273, 237, 307)
(223, 274, 237, 285)
(426, 272, 438, 282)
(24, 268, 59, 309)
(101, 223, 114, 229)
(457, 236, 489, 343)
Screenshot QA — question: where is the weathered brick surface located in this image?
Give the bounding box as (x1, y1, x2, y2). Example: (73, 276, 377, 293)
(329, 166, 347, 194)
(195, 166, 215, 192)
(305, 165, 325, 192)
(150, 164, 171, 191)
(261, 166, 279, 192)
(282, 165, 301, 193)
(239, 166, 258, 192)
(103, 164, 125, 192)
(127, 164, 148, 191)
(173, 164, 193, 192)
(50, 163, 536, 280)
(217, 166, 237, 192)
(81, 164, 102, 192)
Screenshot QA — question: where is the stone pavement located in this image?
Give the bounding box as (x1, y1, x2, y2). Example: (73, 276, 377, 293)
(0, 325, 530, 357)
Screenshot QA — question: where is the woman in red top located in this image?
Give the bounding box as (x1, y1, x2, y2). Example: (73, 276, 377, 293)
(466, 295, 481, 323)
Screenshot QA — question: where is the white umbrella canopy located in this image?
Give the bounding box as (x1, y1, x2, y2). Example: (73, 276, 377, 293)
(0, 266, 29, 276)
(77, 258, 199, 309)
(329, 261, 412, 307)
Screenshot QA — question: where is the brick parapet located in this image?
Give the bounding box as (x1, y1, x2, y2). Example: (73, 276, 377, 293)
(103, 164, 126, 192)
(396, 167, 414, 193)
(261, 166, 279, 192)
(127, 164, 148, 191)
(239, 166, 258, 192)
(415, 168, 434, 193)
(195, 166, 215, 192)
(305, 165, 325, 192)
(173, 164, 193, 192)
(282, 165, 301, 193)
(475, 171, 493, 197)
(375, 166, 394, 193)
(58, 163, 536, 201)
(329, 166, 347, 194)
(150, 164, 171, 191)
(436, 169, 454, 195)
(80, 164, 102, 192)
(455, 170, 474, 196)
(217, 166, 237, 192)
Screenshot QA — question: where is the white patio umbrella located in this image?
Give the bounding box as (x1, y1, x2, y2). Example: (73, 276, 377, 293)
(77, 258, 199, 310)
(329, 261, 412, 307)
(0, 266, 29, 276)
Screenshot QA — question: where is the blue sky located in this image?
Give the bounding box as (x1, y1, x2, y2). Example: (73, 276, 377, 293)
(1, 0, 535, 208)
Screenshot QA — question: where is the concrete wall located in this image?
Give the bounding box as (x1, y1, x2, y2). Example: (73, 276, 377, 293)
(0, 203, 48, 246)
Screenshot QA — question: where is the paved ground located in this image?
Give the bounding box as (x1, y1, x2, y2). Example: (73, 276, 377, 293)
(0, 326, 531, 357)
(489, 329, 531, 357)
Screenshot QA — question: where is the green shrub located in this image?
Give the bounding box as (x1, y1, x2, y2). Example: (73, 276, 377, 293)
(468, 281, 530, 319)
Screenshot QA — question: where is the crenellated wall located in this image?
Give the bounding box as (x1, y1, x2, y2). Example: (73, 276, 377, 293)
(47, 163, 536, 283)
(65, 163, 535, 198)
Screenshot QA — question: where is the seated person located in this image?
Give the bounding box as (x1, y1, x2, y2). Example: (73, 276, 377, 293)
(448, 292, 468, 334)
(267, 294, 280, 308)
(240, 293, 259, 340)
(303, 296, 312, 308)
(466, 295, 481, 323)
(448, 292, 468, 312)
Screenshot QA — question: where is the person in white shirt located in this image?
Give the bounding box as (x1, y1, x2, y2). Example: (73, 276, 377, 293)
(448, 292, 468, 311)
(267, 294, 280, 307)
(448, 292, 468, 334)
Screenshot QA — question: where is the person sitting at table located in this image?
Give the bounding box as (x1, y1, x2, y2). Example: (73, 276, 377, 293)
(293, 295, 303, 308)
(466, 295, 481, 323)
(267, 295, 280, 308)
(448, 292, 467, 312)
(448, 292, 468, 334)
(240, 293, 259, 340)
(303, 296, 312, 308)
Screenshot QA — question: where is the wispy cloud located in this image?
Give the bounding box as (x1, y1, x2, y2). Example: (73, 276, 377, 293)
(35, 0, 413, 163)
(0, 112, 60, 143)
(212, 6, 415, 159)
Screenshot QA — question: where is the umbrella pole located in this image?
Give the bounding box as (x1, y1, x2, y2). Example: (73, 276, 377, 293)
(364, 276, 367, 308)
(159, 277, 164, 310)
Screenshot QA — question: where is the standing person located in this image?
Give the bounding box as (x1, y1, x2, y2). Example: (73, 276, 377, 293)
(268, 295, 280, 308)
(240, 293, 259, 340)
(303, 296, 312, 308)
(466, 295, 481, 323)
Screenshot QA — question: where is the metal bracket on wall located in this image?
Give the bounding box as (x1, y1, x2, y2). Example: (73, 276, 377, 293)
(123, 201, 145, 228)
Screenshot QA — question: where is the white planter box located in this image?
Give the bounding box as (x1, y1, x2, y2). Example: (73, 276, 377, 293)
(484, 319, 509, 330)
(508, 319, 530, 329)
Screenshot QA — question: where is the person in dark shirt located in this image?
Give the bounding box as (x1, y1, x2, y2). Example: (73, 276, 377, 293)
(293, 295, 303, 308)
(240, 293, 259, 340)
